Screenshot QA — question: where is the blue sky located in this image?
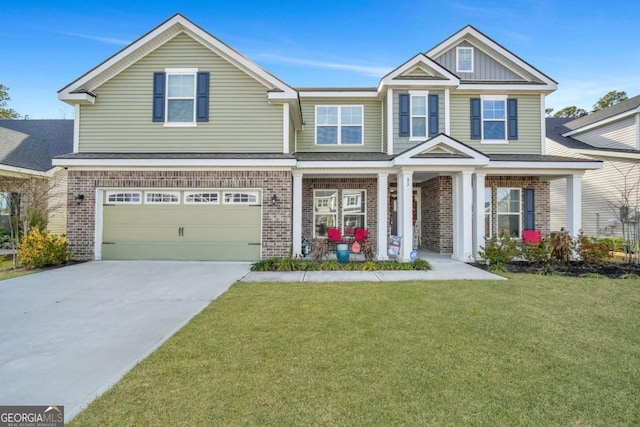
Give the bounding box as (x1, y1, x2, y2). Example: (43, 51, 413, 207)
(3, 1, 640, 119)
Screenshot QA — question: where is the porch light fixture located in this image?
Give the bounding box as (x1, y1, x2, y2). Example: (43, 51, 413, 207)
(74, 194, 85, 204)
(270, 194, 279, 206)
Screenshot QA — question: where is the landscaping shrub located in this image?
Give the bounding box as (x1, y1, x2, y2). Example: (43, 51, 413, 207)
(411, 259, 431, 271)
(362, 240, 374, 262)
(18, 227, 69, 269)
(521, 238, 554, 264)
(360, 261, 379, 271)
(311, 239, 328, 263)
(576, 231, 610, 265)
(552, 230, 573, 265)
(597, 237, 624, 253)
(478, 233, 518, 267)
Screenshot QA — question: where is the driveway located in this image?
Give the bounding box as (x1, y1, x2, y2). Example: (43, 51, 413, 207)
(0, 261, 250, 422)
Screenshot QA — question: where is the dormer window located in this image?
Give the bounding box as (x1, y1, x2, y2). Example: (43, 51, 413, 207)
(456, 46, 474, 73)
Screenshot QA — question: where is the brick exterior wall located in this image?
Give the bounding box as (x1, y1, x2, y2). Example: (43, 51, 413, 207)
(485, 176, 550, 237)
(420, 176, 453, 253)
(66, 169, 291, 260)
(302, 178, 377, 249)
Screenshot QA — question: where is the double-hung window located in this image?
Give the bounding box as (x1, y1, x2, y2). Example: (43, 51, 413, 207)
(482, 96, 507, 141)
(314, 190, 337, 237)
(166, 69, 197, 124)
(410, 92, 428, 139)
(496, 188, 521, 238)
(316, 106, 363, 145)
(456, 46, 474, 73)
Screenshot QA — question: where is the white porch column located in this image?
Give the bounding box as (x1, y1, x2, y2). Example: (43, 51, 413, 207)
(398, 169, 414, 262)
(566, 174, 582, 236)
(292, 172, 303, 257)
(452, 170, 474, 262)
(472, 172, 486, 260)
(377, 173, 389, 260)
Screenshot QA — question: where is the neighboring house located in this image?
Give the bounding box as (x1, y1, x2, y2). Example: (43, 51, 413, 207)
(54, 14, 601, 262)
(0, 119, 73, 235)
(546, 95, 640, 238)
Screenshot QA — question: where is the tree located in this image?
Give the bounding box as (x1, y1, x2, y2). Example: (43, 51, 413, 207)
(593, 90, 628, 112)
(0, 84, 20, 119)
(552, 106, 588, 119)
(545, 107, 554, 117)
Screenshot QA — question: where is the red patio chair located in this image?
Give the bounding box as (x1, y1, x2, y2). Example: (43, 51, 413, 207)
(327, 228, 342, 251)
(353, 228, 368, 243)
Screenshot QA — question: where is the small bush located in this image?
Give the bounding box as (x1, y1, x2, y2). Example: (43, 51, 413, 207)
(576, 231, 610, 265)
(18, 227, 69, 269)
(273, 258, 299, 271)
(521, 239, 554, 264)
(552, 230, 573, 265)
(312, 239, 328, 263)
(251, 259, 277, 271)
(597, 237, 624, 253)
(360, 261, 379, 271)
(299, 261, 320, 271)
(362, 240, 375, 262)
(411, 259, 431, 271)
(536, 266, 556, 276)
(320, 260, 341, 271)
(479, 233, 518, 267)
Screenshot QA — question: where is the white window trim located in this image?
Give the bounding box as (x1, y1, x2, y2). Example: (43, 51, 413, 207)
(485, 187, 492, 239)
(456, 46, 474, 73)
(106, 191, 142, 204)
(314, 105, 364, 145)
(144, 191, 181, 204)
(313, 189, 338, 238)
(184, 191, 220, 205)
(164, 67, 198, 127)
(342, 189, 366, 234)
(480, 94, 508, 144)
(222, 191, 260, 205)
(409, 91, 429, 141)
(496, 187, 522, 238)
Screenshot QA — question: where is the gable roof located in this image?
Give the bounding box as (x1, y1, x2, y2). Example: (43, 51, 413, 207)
(378, 53, 460, 91)
(0, 120, 73, 173)
(425, 25, 557, 90)
(562, 94, 640, 133)
(58, 13, 298, 104)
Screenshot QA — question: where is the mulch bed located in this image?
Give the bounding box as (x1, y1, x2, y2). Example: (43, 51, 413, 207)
(472, 261, 640, 279)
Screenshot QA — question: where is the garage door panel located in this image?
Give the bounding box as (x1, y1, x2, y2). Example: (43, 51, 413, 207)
(101, 190, 262, 261)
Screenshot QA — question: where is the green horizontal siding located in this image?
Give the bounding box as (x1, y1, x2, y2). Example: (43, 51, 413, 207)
(449, 94, 541, 154)
(296, 99, 382, 152)
(79, 33, 283, 153)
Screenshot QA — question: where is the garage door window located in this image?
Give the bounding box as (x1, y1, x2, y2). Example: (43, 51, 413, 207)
(223, 192, 259, 205)
(106, 192, 141, 204)
(145, 192, 180, 204)
(184, 192, 220, 204)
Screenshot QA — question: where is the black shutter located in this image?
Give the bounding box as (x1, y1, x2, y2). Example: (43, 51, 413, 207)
(152, 72, 165, 122)
(470, 98, 481, 139)
(196, 72, 210, 122)
(428, 94, 439, 136)
(399, 94, 410, 137)
(524, 188, 535, 230)
(508, 98, 518, 140)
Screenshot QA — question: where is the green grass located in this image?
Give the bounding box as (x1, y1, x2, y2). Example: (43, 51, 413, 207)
(70, 275, 640, 426)
(0, 259, 37, 281)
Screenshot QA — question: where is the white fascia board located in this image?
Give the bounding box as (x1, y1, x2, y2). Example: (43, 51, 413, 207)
(59, 14, 297, 102)
(485, 161, 603, 170)
(394, 135, 489, 162)
(298, 91, 379, 98)
(295, 161, 393, 169)
(52, 158, 297, 167)
(456, 83, 556, 92)
(573, 148, 640, 160)
(394, 158, 489, 167)
(561, 110, 640, 137)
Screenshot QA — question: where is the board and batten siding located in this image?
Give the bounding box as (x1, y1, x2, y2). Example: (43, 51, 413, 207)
(434, 40, 525, 82)
(547, 138, 635, 238)
(449, 93, 542, 154)
(47, 169, 68, 235)
(572, 115, 638, 150)
(296, 99, 382, 152)
(393, 90, 445, 154)
(79, 33, 283, 153)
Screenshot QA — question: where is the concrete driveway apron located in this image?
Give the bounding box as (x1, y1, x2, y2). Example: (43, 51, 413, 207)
(0, 261, 250, 422)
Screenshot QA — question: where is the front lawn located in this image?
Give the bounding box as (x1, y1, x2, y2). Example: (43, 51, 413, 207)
(0, 259, 37, 281)
(70, 275, 640, 426)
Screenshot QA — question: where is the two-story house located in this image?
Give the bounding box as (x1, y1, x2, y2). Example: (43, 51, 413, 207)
(54, 14, 601, 262)
(546, 95, 640, 238)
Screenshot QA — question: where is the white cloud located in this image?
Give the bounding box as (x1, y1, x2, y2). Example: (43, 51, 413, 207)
(252, 53, 392, 78)
(59, 31, 130, 46)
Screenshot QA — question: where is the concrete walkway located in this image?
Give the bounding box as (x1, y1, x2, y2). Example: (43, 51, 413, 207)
(243, 251, 504, 282)
(0, 261, 251, 422)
